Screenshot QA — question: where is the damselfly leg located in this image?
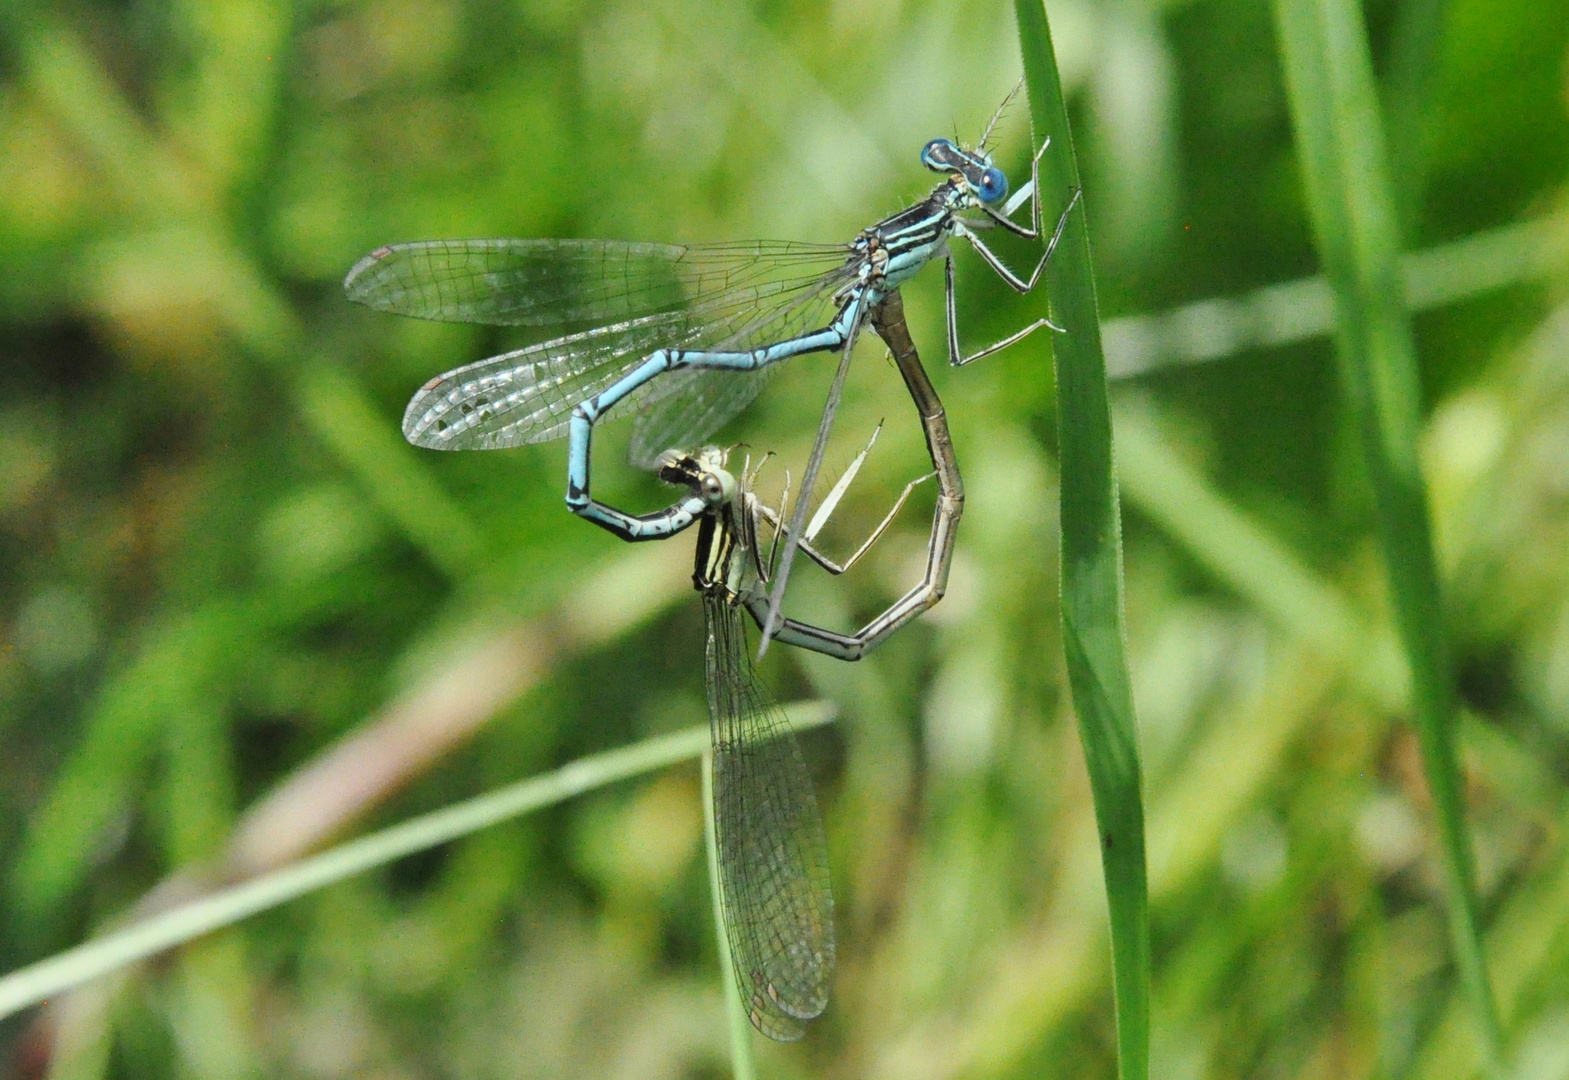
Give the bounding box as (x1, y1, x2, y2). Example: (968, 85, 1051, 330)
(748, 290, 964, 661)
(945, 150, 1083, 367)
(752, 424, 937, 579)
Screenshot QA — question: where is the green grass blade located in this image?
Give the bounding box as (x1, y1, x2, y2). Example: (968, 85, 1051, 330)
(1103, 212, 1569, 378)
(703, 749, 757, 1080)
(295, 365, 483, 580)
(1015, 4, 1150, 1078)
(1269, 0, 1505, 1068)
(9, 600, 264, 929)
(0, 703, 835, 1021)
(1383, 0, 1448, 231)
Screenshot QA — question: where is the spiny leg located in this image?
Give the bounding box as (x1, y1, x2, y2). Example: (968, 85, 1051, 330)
(954, 184, 1077, 293)
(756, 297, 867, 657)
(755, 474, 934, 577)
(801, 419, 886, 545)
(978, 78, 1026, 154)
(743, 288, 964, 662)
(945, 187, 1081, 367)
(752, 435, 935, 577)
(985, 134, 1053, 239)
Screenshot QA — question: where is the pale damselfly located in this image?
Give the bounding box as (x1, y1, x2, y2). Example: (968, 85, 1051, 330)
(657, 441, 926, 1040)
(345, 87, 1075, 656)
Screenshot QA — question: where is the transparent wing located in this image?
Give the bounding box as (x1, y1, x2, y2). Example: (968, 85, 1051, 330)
(627, 367, 771, 470)
(705, 592, 834, 1042)
(346, 238, 849, 327)
(403, 310, 690, 449)
(393, 243, 856, 451)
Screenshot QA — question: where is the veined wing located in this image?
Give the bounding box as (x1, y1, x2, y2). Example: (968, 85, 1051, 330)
(403, 309, 691, 449)
(705, 591, 834, 1042)
(620, 242, 869, 463)
(395, 243, 856, 451)
(346, 238, 848, 327)
(627, 367, 770, 470)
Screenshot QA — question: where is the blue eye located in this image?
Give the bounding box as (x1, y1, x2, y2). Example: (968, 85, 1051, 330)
(978, 166, 1008, 204)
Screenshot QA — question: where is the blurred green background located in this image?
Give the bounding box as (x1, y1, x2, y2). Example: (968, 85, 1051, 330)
(3, 0, 1569, 1077)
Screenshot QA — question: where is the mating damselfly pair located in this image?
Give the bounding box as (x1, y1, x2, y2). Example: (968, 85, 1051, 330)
(346, 86, 1074, 1040)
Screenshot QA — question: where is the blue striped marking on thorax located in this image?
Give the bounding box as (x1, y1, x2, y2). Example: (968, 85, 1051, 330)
(864, 193, 953, 291)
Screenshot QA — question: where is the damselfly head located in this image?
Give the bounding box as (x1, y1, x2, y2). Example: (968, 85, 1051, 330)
(656, 446, 736, 507)
(920, 137, 1009, 206)
(653, 448, 694, 485)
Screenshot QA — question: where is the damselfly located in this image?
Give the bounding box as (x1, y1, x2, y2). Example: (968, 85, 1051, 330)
(345, 86, 1074, 655)
(657, 441, 923, 1039)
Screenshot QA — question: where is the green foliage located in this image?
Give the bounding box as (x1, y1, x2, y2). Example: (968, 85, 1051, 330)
(1270, 0, 1504, 1068)
(2, 0, 1568, 1078)
(1016, 4, 1149, 1079)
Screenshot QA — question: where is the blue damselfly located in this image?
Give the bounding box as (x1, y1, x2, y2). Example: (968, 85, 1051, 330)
(346, 87, 1074, 656)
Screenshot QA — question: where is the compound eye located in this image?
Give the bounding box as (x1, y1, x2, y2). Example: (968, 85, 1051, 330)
(702, 475, 724, 502)
(921, 138, 959, 172)
(977, 166, 1009, 204)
